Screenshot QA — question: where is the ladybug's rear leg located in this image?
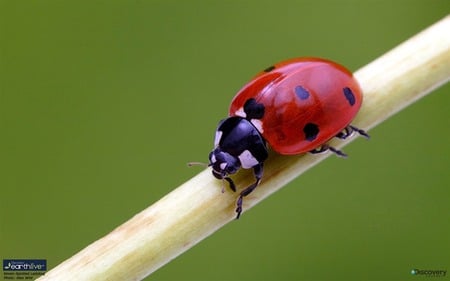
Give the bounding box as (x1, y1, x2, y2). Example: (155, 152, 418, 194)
(310, 145, 347, 158)
(336, 125, 370, 140)
(235, 163, 263, 219)
(310, 125, 369, 157)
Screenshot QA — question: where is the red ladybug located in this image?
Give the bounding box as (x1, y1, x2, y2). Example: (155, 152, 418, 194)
(208, 57, 369, 218)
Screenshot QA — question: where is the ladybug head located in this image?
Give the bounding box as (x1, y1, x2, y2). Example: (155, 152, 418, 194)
(206, 117, 268, 194)
(209, 148, 240, 180)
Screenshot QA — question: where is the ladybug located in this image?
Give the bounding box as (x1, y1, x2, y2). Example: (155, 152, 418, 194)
(208, 57, 369, 219)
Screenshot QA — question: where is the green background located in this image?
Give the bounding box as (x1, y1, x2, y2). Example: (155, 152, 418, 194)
(1, 1, 449, 281)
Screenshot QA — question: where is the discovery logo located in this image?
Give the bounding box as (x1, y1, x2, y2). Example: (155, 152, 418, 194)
(3, 259, 47, 271)
(411, 268, 447, 277)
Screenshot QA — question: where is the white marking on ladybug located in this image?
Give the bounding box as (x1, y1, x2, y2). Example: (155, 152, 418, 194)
(214, 130, 223, 147)
(210, 153, 216, 164)
(238, 150, 259, 169)
(234, 107, 246, 118)
(250, 119, 264, 133)
(220, 162, 227, 170)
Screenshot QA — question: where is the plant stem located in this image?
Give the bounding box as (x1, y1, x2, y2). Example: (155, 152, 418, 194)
(38, 15, 450, 281)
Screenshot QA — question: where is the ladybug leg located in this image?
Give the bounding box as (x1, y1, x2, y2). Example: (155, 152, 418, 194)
(335, 126, 352, 139)
(223, 177, 236, 192)
(235, 163, 264, 219)
(336, 125, 370, 140)
(310, 145, 347, 158)
(311, 125, 369, 158)
(351, 125, 370, 139)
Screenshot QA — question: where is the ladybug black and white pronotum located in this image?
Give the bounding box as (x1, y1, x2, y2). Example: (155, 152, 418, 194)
(208, 57, 369, 219)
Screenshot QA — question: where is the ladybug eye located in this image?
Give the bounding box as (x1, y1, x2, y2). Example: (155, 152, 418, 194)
(226, 164, 238, 174)
(219, 160, 239, 175)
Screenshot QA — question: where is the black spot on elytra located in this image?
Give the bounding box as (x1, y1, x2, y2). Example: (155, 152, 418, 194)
(244, 98, 265, 119)
(263, 65, 276, 72)
(343, 87, 356, 106)
(303, 123, 319, 141)
(294, 85, 310, 100)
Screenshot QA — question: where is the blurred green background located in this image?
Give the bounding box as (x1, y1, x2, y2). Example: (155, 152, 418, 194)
(1, 1, 449, 281)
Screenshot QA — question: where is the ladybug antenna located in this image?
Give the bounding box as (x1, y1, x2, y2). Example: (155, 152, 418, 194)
(187, 161, 209, 167)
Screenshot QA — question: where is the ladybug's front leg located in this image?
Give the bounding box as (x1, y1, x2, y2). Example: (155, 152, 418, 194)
(223, 177, 236, 192)
(235, 163, 264, 219)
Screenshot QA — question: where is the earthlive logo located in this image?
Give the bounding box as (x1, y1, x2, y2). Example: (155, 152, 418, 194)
(411, 268, 447, 277)
(3, 259, 47, 271)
